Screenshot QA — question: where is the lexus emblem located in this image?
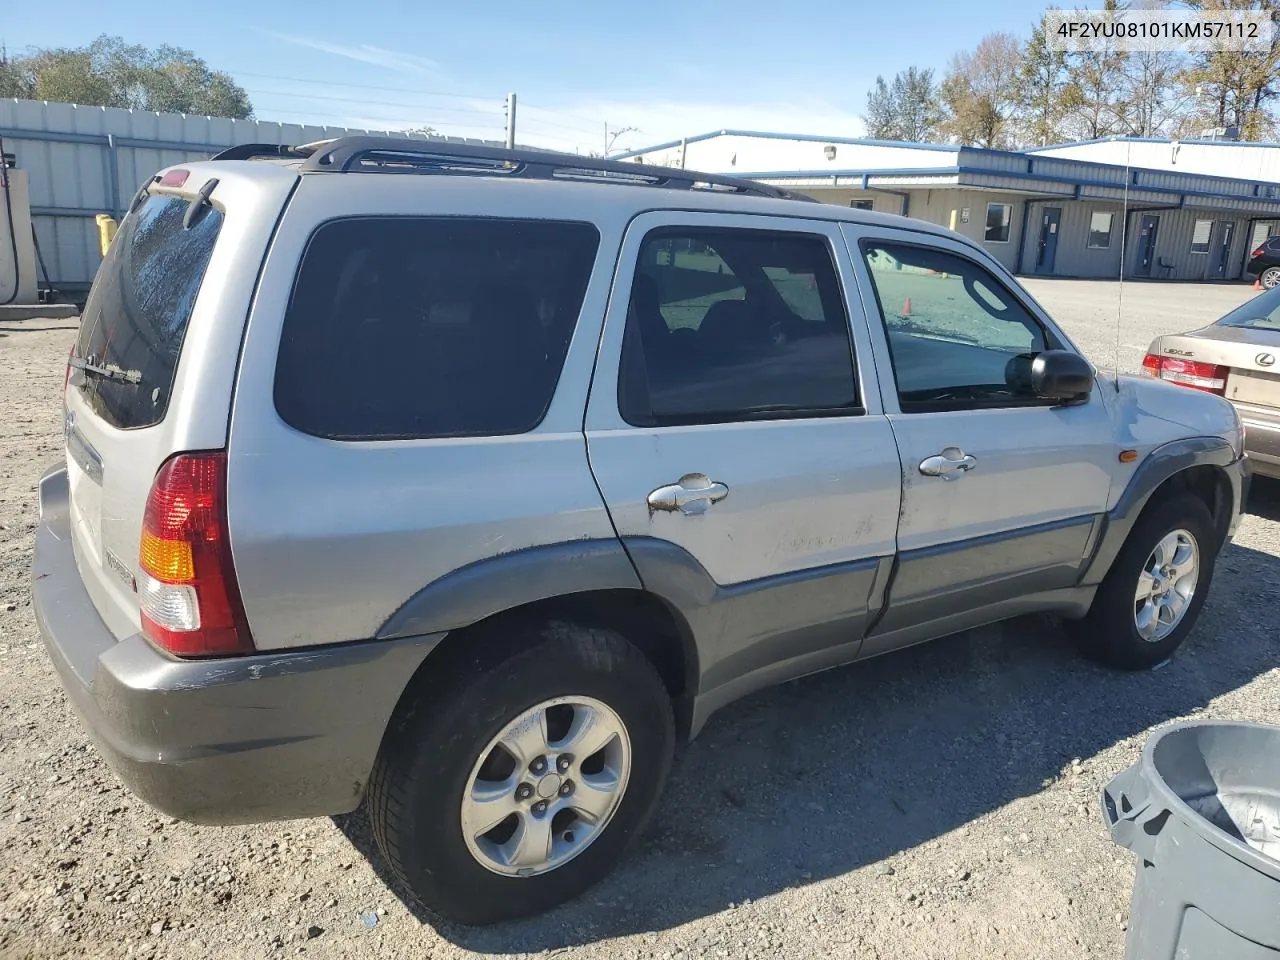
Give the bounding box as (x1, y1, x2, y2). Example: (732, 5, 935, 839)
(1259, 352, 1277, 367)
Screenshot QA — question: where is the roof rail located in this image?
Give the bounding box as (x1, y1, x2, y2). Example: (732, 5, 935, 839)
(286, 136, 813, 201)
(209, 143, 311, 162)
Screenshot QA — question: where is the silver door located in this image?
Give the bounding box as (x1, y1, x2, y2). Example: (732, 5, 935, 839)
(584, 211, 902, 694)
(843, 224, 1115, 653)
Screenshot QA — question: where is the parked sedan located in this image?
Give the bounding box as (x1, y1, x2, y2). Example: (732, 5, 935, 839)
(1246, 236, 1280, 289)
(1144, 286, 1280, 478)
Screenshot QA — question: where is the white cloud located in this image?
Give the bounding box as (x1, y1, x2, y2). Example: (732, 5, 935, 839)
(260, 31, 442, 77)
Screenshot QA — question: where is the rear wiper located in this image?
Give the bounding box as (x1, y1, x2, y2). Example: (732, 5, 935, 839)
(68, 356, 142, 384)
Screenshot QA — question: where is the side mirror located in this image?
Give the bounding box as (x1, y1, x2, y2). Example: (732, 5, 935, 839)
(1031, 350, 1094, 404)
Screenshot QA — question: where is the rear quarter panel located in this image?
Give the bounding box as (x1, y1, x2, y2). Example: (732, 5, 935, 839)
(226, 177, 631, 650)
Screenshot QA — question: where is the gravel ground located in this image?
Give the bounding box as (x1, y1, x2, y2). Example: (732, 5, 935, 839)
(2, 280, 1279, 960)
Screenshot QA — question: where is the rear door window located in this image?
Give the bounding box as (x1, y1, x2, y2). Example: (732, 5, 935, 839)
(618, 227, 859, 427)
(274, 217, 599, 440)
(73, 193, 223, 429)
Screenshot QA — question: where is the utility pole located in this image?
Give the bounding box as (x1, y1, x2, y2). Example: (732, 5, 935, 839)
(603, 122, 609, 158)
(505, 93, 517, 150)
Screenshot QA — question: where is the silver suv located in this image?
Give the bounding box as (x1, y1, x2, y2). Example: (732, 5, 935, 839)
(33, 138, 1248, 925)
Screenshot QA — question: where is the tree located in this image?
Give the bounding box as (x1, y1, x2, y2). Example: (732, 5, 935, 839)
(1118, 49, 1193, 137)
(938, 33, 1023, 147)
(1014, 15, 1071, 146)
(0, 35, 252, 119)
(861, 67, 942, 142)
(863, 76, 897, 139)
(1176, 0, 1280, 139)
(1061, 0, 1130, 140)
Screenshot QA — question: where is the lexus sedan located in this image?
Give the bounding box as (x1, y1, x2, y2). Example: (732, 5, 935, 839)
(1144, 286, 1280, 479)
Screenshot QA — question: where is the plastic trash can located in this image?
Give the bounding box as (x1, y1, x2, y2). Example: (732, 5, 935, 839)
(1102, 720, 1280, 960)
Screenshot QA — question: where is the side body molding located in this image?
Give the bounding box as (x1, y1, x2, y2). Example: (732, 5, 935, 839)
(376, 539, 643, 640)
(623, 537, 889, 737)
(1080, 436, 1245, 586)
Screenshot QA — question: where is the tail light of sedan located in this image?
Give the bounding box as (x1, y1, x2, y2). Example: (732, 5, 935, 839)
(1141, 354, 1229, 396)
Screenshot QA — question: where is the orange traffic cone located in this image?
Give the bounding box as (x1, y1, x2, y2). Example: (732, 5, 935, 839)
(901, 297, 912, 318)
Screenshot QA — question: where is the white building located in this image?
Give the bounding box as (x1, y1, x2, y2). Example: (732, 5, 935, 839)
(617, 131, 1280, 282)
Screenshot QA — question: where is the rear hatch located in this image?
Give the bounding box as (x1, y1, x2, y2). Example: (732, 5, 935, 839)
(64, 164, 297, 641)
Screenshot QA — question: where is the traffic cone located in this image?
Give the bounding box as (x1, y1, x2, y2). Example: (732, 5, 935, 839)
(901, 297, 912, 318)
(1255, 277, 1263, 290)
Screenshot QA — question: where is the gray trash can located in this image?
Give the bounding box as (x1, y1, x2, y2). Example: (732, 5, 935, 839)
(1102, 720, 1280, 960)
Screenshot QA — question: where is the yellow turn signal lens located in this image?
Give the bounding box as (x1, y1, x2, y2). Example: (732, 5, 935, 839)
(139, 530, 195, 583)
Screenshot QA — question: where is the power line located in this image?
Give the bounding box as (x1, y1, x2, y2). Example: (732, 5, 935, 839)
(231, 68, 497, 101)
(519, 107, 605, 135)
(243, 87, 501, 117)
(254, 105, 503, 132)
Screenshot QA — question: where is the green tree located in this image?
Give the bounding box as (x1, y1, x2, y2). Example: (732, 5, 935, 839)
(862, 67, 942, 142)
(0, 35, 252, 119)
(1014, 15, 1071, 146)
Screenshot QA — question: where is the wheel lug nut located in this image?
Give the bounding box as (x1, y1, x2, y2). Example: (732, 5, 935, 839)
(559, 780, 574, 797)
(532, 800, 548, 816)
(556, 755, 572, 773)
(530, 757, 547, 775)
(515, 783, 533, 801)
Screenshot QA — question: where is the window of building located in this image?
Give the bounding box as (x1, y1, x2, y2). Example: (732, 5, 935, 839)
(850, 199, 874, 211)
(1191, 219, 1213, 254)
(984, 203, 1012, 243)
(1087, 211, 1114, 249)
(275, 217, 599, 440)
(860, 240, 1054, 412)
(618, 227, 859, 427)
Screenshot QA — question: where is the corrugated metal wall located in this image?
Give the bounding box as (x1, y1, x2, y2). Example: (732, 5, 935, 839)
(0, 98, 501, 286)
(1020, 201, 1124, 277)
(1131, 208, 1250, 281)
(906, 189, 1027, 271)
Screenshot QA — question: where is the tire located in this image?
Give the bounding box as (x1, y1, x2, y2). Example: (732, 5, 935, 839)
(1073, 493, 1218, 669)
(1262, 266, 1280, 290)
(367, 621, 675, 925)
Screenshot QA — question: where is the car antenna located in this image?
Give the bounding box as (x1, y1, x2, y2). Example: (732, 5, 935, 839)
(1113, 138, 1133, 393)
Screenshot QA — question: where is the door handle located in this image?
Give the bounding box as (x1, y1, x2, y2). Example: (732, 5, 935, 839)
(919, 447, 977, 480)
(647, 473, 729, 516)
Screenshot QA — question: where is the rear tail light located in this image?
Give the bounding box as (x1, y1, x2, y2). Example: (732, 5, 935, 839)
(1141, 353, 1228, 395)
(1252, 247, 1265, 259)
(64, 346, 73, 391)
(137, 451, 254, 657)
(158, 168, 190, 187)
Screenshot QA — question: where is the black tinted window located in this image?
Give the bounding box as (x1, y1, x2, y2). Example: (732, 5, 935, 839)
(275, 218, 599, 440)
(73, 194, 223, 429)
(618, 228, 859, 426)
(861, 241, 1053, 411)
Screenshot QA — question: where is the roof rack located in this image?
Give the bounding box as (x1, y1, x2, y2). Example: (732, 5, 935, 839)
(255, 136, 813, 201)
(209, 143, 310, 162)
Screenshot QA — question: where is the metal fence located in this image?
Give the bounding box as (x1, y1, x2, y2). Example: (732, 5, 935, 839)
(0, 98, 502, 287)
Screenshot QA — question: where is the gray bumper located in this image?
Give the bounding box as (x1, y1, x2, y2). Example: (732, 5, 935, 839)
(32, 465, 442, 825)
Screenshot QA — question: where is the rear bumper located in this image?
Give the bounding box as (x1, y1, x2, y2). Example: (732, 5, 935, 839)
(32, 465, 442, 825)
(1236, 403, 1280, 480)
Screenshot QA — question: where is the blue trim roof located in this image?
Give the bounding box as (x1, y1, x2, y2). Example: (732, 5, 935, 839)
(1026, 134, 1280, 153)
(745, 163, 1280, 208)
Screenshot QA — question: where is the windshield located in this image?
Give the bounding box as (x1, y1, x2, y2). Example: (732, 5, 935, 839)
(1217, 287, 1280, 331)
(72, 193, 224, 429)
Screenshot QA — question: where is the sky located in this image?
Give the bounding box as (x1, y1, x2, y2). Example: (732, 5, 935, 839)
(2, 0, 1053, 154)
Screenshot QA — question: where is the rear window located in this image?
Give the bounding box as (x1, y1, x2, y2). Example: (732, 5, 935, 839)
(274, 217, 599, 440)
(73, 193, 223, 429)
(1217, 285, 1280, 330)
